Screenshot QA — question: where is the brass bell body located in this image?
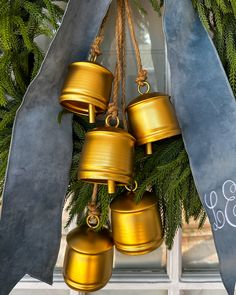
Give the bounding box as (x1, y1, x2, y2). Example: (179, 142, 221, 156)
(78, 127, 136, 194)
(60, 62, 113, 123)
(110, 191, 163, 255)
(63, 225, 114, 292)
(126, 92, 181, 154)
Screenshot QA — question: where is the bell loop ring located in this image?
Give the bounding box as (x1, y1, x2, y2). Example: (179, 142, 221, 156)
(105, 114, 120, 128)
(125, 180, 138, 192)
(86, 214, 100, 229)
(138, 81, 151, 95)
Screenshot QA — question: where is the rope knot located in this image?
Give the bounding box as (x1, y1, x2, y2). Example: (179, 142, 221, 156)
(135, 69, 148, 86)
(87, 202, 100, 216)
(108, 102, 119, 118)
(90, 36, 104, 59)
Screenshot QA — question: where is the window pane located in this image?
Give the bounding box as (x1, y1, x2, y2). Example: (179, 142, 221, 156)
(182, 218, 219, 271)
(10, 290, 69, 295)
(90, 290, 167, 295)
(181, 290, 227, 295)
(114, 246, 166, 270)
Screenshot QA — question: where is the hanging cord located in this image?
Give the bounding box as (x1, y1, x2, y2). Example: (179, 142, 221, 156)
(108, 0, 123, 120)
(124, 0, 148, 86)
(90, 10, 109, 61)
(121, 0, 128, 130)
(87, 184, 100, 228)
(108, 64, 119, 119)
(108, 0, 128, 130)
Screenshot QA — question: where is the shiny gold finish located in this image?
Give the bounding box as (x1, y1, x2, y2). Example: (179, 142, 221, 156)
(108, 180, 116, 194)
(146, 142, 153, 154)
(60, 62, 114, 123)
(110, 190, 163, 255)
(78, 126, 136, 193)
(126, 92, 181, 154)
(63, 225, 114, 292)
(89, 104, 96, 123)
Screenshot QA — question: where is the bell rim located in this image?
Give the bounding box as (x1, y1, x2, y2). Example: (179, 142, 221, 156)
(66, 226, 114, 254)
(60, 98, 107, 116)
(134, 128, 181, 145)
(78, 171, 134, 186)
(68, 61, 114, 77)
(85, 127, 136, 141)
(110, 202, 157, 213)
(110, 192, 158, 212)
(60, 90, 110, 106)
(114, 237, 164, 255)
(66, 242, 114, 255)
(63, 276, 111, 292)
(126, 92, 170, 109)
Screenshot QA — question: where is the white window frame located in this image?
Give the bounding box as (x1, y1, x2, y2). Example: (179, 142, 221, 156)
(14, 230, 226, 295)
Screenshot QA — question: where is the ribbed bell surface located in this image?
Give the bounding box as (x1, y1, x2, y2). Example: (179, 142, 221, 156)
(126, 92, 181, 154)
(60, 61, 113, 123)
(78, 126, 136, 194)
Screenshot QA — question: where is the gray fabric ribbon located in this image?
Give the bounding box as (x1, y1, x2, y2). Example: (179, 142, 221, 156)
(164, 0, 236, 294)
(0, 1, 111, 294)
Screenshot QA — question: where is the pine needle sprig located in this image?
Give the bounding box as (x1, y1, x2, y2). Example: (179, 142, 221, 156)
(192, 0, 236, 95)
(0, 1, 66, 198)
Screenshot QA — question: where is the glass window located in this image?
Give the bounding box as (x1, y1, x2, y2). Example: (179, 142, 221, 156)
(182, 219, 219, 272)
(114, 246, 166, 270)
(90, 291, 168, 295)
(181, 291, 227, 295)
(10, 291, 70, 295)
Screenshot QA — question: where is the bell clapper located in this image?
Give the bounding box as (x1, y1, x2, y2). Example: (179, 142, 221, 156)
(146, 142, 153, 155)
(89, 104, 96, 124)
(108, 180, 116, 194)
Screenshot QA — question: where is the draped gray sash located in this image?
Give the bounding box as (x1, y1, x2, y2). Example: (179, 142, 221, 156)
(0, 1, 111, 294)
(164, 0, 236, 294)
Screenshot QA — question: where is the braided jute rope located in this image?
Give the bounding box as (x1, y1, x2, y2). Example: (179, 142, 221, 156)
(90, 9, 110, 60)
(108, 0, 123, 119)
(108, 0, 128, 130)
(124, 0, 148, 86)
(121, 0, 128, 130)
(87, 184, 100, 217)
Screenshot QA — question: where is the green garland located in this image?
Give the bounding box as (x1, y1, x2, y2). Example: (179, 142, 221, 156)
(0, 0, 65, 193)
(0, 0, 236, 249)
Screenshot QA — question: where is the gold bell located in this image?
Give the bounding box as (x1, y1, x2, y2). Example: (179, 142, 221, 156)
(78, 116, 136, 194)
(60, 61, 114, 123)
(126, 82, 181, 154)
(110, 183, 163, 255)
(63, 224, 114, 292)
